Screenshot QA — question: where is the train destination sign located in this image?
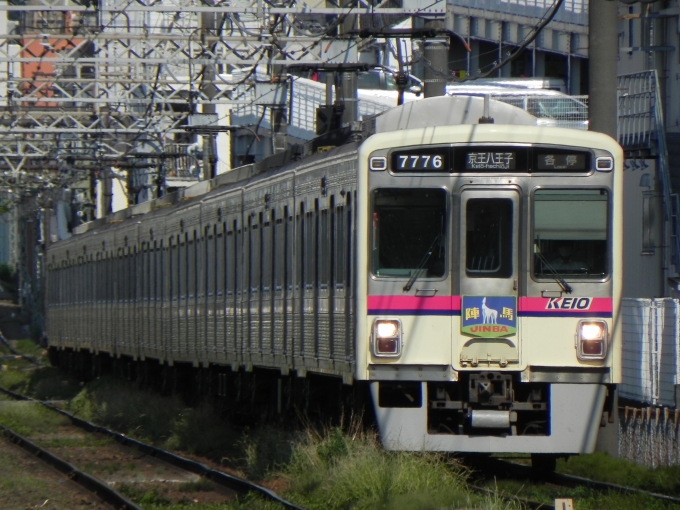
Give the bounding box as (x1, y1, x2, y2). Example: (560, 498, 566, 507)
(535, 152, 588, 171)
(465, 151, 516, 170)
(388, 146, 592, 173)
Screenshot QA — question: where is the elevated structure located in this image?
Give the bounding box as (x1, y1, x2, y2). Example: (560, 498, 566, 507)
(0, 0, 446, 218)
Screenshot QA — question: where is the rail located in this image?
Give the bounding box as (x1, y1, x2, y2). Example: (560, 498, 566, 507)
(0, 385, 305, 510)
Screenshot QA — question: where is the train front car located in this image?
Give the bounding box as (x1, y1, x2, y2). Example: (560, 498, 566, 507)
(356, 124, 623, 460)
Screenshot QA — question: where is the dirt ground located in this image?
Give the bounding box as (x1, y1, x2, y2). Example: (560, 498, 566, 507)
(0, 438, 111, 510)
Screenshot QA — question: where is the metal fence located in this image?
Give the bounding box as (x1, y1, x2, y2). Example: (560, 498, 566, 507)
(485, 94, 589, 130)
(617, 71, 678, 269)
(620, 407, 680, 468)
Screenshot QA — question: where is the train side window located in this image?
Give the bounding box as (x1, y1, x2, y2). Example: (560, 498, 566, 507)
(334, 204, 346, 293)
(236, 224, 244, 298)
(263, 214, 272, 293)
(196, 233, 202, 299)
(225, 226, 233, 297)
(249, 217, 261, 294)
(179, 236, 187, 300)
(216, 226, 225, 296)
(533, 189, 609, 278)
(305, 209, 317, 291)
(286, 210, 294, 293)
(274, 214, 285, 293)
(371, 188, 447, 278)
(151, 241, 157, 302)
(167, 239, 173, 301)
(206, 228, 215, 298)
(295, 207, 303, 292)
(188, 235, 196, 299)
(319, 208, 330, 293)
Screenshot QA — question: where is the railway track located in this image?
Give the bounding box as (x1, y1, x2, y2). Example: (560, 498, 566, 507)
(466, 456, 680, 509)
(0, 386, 304, 510)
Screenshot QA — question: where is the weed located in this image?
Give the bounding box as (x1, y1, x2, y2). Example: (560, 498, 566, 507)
(237, 425, 300, 480)
(13, 339, 43, 359)
(280, 425, 476, 510)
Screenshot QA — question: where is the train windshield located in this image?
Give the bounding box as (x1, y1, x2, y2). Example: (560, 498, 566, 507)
(533, 189, 609, 278)
(371, 188, 446, 278)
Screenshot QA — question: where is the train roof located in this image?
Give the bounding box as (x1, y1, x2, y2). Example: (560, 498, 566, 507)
(63, 96, 541, 241)
(372, 95, 536, 133)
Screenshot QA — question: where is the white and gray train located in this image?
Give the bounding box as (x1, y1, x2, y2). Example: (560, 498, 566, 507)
(46, 96, 624, 465)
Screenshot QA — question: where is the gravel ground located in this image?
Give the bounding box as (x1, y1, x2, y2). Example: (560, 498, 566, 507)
(0, 437, 110, 510)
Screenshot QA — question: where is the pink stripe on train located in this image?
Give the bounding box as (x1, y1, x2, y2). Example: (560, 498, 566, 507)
(367, 295, 461, 314)
(519, 297, 613, 313)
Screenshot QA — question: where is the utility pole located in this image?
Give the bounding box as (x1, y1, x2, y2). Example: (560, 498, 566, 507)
(201, 11, 218, 180)
(423, 19, 449, 98)
(589, 0, 619, 458)
(588, 0, 618, 138)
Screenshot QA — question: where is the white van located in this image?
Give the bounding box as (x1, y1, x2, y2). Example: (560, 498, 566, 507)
(448, 77, 567, 93)
(444, 85, 588, 130)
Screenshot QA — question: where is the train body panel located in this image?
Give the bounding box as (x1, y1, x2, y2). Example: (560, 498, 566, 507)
(45, 97, 623, 456)
(371, 382, 606, 453)
(355, 123, 622, 453)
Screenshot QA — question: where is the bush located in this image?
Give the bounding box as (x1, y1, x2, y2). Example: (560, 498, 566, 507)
(281, 426, 476, 510)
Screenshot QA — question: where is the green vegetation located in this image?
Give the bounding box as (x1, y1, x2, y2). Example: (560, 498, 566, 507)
(280, 426, 508, 510)
(0, 337, 82, 401)
(488, 474, 680, 510)
(4, 339, 680, 509)
(0, 400, 69, 436)
(559, 452, 680, 497)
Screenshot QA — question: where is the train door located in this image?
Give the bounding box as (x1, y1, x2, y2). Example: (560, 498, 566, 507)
(457, 188, 521, 369)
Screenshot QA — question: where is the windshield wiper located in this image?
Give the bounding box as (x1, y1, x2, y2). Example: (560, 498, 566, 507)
(403, 234, 442, 292)
(534, 246, 573, 294)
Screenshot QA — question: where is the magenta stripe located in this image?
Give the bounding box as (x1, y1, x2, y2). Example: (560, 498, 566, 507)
(367, 295, 613, 314)
(367, 295, 461, 311)
(519, 297, 613, 313)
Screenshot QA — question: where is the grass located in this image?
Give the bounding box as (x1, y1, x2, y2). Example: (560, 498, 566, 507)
(558, 452, 680, 497)
(0, 400, 70, 436)
(278, 425, 497, 510)
(38, 434, 113, 448)
(0, 339, 82, 401)
(4, 339, 680, 509)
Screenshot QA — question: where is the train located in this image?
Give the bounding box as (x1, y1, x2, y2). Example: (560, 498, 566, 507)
(45, 95, 623, 468)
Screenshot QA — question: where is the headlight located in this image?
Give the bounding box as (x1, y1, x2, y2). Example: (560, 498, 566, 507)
(576, 320, 608, 360)
(373, 319, 401, 357)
